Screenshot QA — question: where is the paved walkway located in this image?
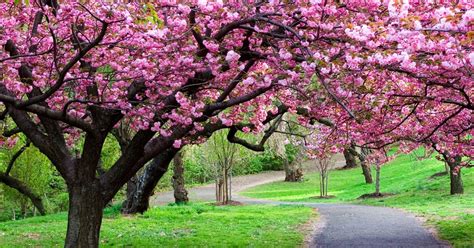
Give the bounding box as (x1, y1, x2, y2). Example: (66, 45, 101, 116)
(151, 170, 286, 205)
(151, 162, 448, 247)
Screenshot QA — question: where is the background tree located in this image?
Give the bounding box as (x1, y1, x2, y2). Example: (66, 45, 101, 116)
(342, 144, 357, 169)
(172, 151, 188, 204)
(315, 157, 335, 198)
(205, 130, 237, 204)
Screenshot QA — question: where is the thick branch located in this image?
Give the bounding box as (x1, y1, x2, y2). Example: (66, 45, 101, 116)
(0, 173, 46, 215)
(5, 140, 30, 176)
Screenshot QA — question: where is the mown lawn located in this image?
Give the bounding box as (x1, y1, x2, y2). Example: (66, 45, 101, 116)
(242, 153, 474, 247)
(0, 204, 314, 247)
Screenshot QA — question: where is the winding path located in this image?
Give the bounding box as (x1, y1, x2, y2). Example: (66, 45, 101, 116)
(151, 170, 448, 247)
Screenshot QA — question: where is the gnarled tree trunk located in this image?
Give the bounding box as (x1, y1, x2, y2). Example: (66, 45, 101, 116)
(284, 157, 303, 182)
(359, 148, 373, 184)
(361, 162, 373, 184)
(347, 146, 373, 184)
(447, 155, 463, 195)
(342, 147, 358, 169)
(172, 151, 188, 204)
(121, 149, 178, 214)
(65, 180, 104, 248)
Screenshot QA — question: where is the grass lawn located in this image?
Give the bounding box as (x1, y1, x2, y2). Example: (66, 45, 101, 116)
(0, 204, 314, 247)
(242, 153, 474, 247)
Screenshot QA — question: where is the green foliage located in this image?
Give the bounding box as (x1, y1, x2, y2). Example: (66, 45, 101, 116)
(255, 149, 285, 171)
(0, 204, 314, 247)
(0, 137, 67, 221)
(100, 136, 121, 170)
(242, 153, 474, 247)
(155, 131, 294, 192)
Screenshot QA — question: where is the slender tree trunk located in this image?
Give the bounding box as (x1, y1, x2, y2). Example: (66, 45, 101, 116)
(360, 161, 373, 184)
(121, 149, 177, 214)
(223, 169, 227, 203)
(319, 174, 323, 197)
(447, 156, 463, 195)
(325, 172, 329, 196)
(342, 147, 357, 169)
(65, 181, 104, 248)
(172, 151, 188, 204)
(360, 148, 373, 184)
(375, 165, 381, 196)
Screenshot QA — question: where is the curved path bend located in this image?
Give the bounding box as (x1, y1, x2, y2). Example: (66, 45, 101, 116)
(151, 170, 448, 248)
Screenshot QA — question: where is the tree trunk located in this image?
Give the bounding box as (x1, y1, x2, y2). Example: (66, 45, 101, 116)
(284, 157, 303, 182)
(325, 172, 329, 196)
(360, 161, 373, 184)
(375, 165, 381, 196)
(359, 148, 373, 184)
(121, 149, 177, 214)
(0, 173, 46, 215)
(447, 156, 463, 195)
(342, 147, 357, 169)
(65, 181, 104, 248)
(172, 151, 188, 204)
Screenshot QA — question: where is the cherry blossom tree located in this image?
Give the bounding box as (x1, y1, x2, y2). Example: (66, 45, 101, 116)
(1, 1, 472, 247)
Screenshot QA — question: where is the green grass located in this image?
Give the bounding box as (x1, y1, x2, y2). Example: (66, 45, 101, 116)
(242, 153, 474, 247)
(0, 204, 314, 247)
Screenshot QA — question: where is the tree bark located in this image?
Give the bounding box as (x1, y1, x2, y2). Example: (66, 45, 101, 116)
(65, 181, 104, 248)
(121, 149, 177, 214)
(342, 147, 357, 169)
(447, 156, 463, 195)
(172, 151, 188, 204)
(374, 165, 381, 196)
(284, 157, 303, 182)
(359, 148, 373, 184)
(0, 173, 46, 215)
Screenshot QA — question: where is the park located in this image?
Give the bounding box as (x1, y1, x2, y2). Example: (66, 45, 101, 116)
(0, 1, 473, 247)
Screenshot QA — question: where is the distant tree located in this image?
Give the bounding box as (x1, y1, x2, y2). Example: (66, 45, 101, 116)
(172, 151, 188, 204)
(348, 147, 373, 184)
(206, 130, 237, 204)
(342, 144, 357, 169)
(315, 157, 335, 198)
(373, 162, 382, 197)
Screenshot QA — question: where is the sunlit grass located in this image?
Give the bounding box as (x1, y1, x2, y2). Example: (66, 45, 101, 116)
(0, 204, 314, 247)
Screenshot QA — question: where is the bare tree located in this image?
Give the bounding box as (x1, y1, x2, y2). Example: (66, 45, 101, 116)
(315, 157, 335, 198)
(206, 130, 238, 204)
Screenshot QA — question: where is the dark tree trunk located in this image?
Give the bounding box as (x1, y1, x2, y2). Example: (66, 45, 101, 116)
(172, 151, 188, 204)
(447, 156, 463, 195)
(0, 173, 46, 215)
(121, 149, 177, 214)
(361, 162, 373, 184)
(342, 147, 357, 169)
(284, 157, 303, 182)
(65, 181, 104, 248)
